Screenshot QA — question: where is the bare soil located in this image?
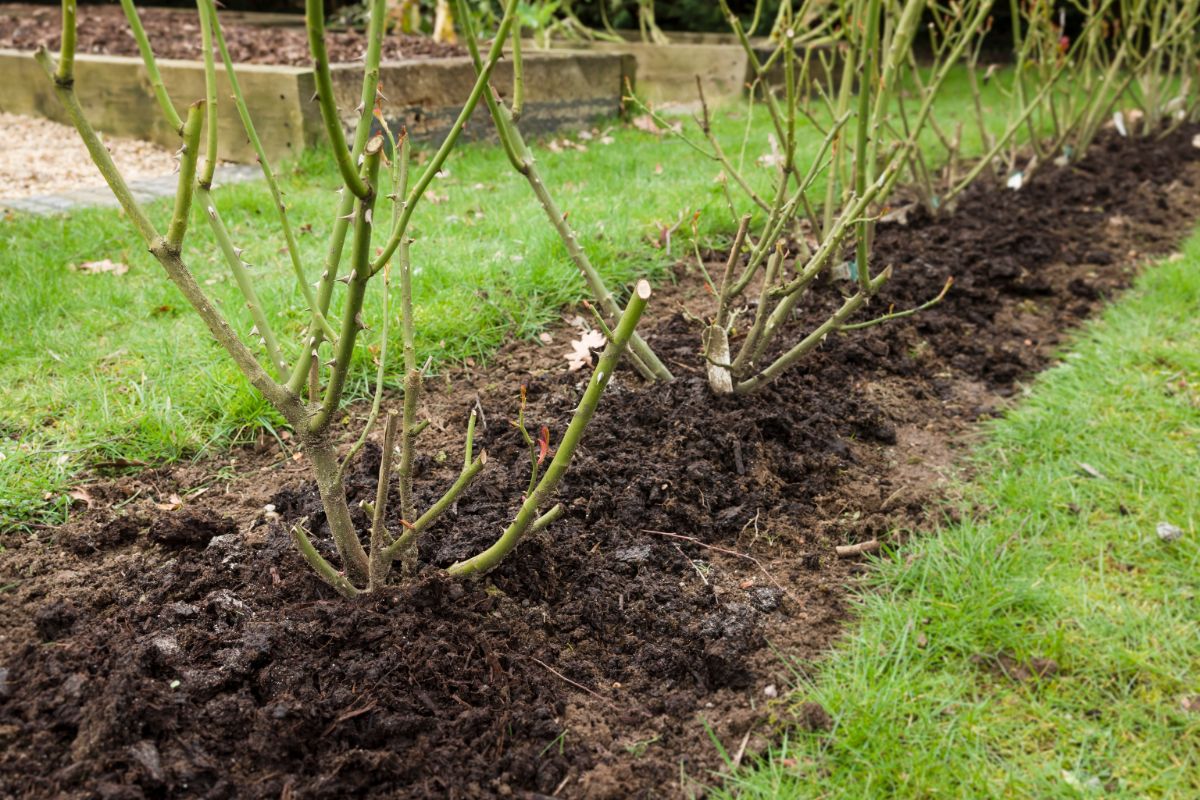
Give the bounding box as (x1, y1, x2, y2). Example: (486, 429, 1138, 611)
(0, 4, 464, 66)
(2, 124, 1199, 799)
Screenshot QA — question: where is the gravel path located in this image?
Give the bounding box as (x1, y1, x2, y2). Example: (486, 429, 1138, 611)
(0, 112, 176, 200)
(0, 112, 260, 216)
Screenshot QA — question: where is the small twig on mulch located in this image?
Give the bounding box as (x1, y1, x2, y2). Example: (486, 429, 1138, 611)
(835, 539, 881, 558)
(528, 657, 653, 719)
(641, 528, 799, 604)
(320, 698, 379, 737)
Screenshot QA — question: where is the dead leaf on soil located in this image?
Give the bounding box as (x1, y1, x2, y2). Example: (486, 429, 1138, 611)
(565, 329, 607, 371)
(67, 487, 94, 509)
(155, 493, 184, 511)
(73, 259, 129, 276)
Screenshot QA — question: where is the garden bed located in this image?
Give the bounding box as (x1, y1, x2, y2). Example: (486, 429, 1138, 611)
(0, 3, 464, 65)
(2, 124, 1199, 799)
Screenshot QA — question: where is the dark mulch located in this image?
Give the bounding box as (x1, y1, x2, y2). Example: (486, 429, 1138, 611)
(0, 4, 464, 66)
(2, 124, 1199, 799)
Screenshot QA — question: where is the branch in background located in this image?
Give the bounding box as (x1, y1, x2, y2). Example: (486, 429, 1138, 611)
(454, 0, 674, 384)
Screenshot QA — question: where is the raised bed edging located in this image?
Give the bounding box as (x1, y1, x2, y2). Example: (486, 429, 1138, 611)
(529, 32, 833, 107)
(0, 48, 634, 164)
(529, 35, 748, 106)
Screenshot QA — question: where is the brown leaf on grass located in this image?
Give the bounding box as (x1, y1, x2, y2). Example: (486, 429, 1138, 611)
(565, 329, 607, 371)
(73, 259, 129, 276)
(630, 114, 681, 136)
(756, 134, 784, 169)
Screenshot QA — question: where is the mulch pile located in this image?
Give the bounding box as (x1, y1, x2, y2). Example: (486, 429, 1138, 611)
(2, 124, 1199, 798)
(0, 4, 463, 66)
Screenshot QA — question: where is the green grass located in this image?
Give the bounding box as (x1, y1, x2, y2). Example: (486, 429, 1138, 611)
(716, 237, 1200, 798)
(0, 69, 1028, 528)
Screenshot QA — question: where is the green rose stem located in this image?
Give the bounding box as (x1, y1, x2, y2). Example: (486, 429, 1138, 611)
(117, 0, 183, 134)
(305, 0, 371, 200)
(199, 0, 340, 343)
(368, 0, 520, 275)
(447, 280, 651, 578)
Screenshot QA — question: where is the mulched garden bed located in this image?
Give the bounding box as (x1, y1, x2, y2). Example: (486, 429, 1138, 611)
(0, 4, 464, 66)
(2, 124, 1199, 799)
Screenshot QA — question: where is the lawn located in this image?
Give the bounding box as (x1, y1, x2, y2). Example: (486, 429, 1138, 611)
(716, 235, 1200, 798)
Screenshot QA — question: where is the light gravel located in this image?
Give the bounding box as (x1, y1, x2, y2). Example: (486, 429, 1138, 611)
(0, 112, 177, 200)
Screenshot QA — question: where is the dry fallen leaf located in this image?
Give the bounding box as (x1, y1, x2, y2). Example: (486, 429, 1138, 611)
(565, 329, 607, 371)
(756, 134, 784, 169)
(68, 487, 94, 509)
(630, 114, 681, 137)
(1156, 521, 1184, 542)
(155, 492, 184, 511)
(73, 259, 129, 276)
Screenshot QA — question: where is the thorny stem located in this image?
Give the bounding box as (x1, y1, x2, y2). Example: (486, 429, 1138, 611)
(334, 258, 393, 488)
(196, 0, 219, 188)
(305, 0, 372, 199)
(311, 135, 385, 434)
(369, 0, 520, 275)
(118, 0, 183, 133)
(510, 20, 524, 122)
(56, 0, 75, 84)
(853, 0, 883, 293)
(201, 0, 339, 343)
(167, 102, 204, 250)
(199, 186, 289, 378)
(35, 38, 294, 414)
(368, 410, 400, 591)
